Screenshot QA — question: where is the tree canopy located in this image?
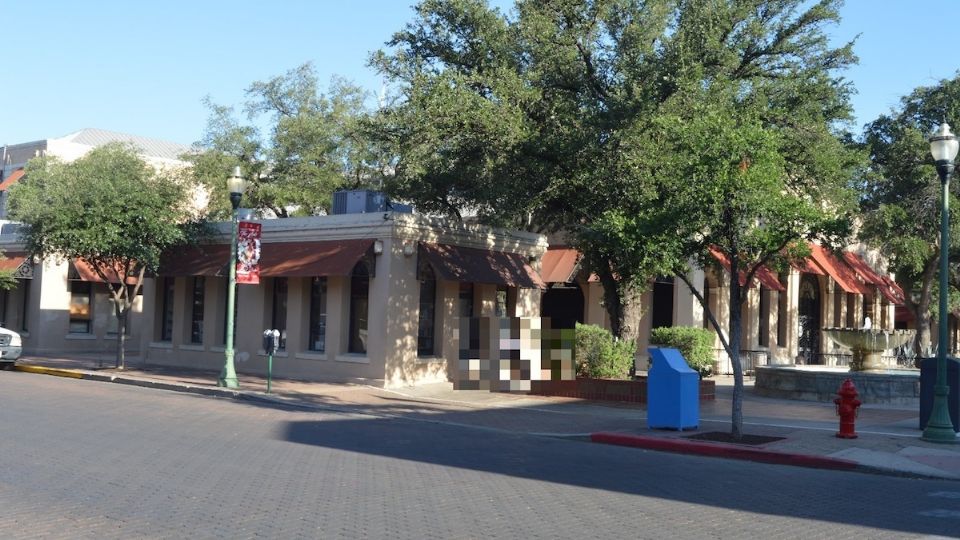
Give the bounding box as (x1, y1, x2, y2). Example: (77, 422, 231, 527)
(7, 143, 195, 368)
(188, 63, 390, 219)
(859, 73, 960, 357)
(372, 0, 860, 437)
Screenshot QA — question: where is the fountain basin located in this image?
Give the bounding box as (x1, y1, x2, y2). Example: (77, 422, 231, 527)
(822, 328, 915, 371)
(755, 365, 920, 406)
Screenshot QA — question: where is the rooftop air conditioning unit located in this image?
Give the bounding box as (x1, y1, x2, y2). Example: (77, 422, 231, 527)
(332, 190, 413, 215)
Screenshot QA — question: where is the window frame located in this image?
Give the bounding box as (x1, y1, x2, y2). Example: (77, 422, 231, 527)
(271, 277, 288, 351)
(417, 266, 437, 357)
(159, 277, 176, 342)
(68, 280, 93, 334)
(190, 277, 205, 344)
(348, 263, 370, 354)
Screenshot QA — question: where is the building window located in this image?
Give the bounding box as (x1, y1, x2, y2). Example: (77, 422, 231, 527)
(776, 273, 788, 346)
(459, 283, 474, 318)
(349, 263, 369, 353)
(160, 278, 175, 341)
(417, 267, 437, 357)
(190, 277, 205, 344)
(833, 287, 842, 327)
(69, 281, 92, 334)
(702, 277, 710, 329)
(845, 293, 855, 328)
(309, 277, 327, 352)
(495, 286, 507, 318)
(0, 289, 7, 328)
(758, 287, 770, 347)
(21, 280, 30, 332)
(272, 278, 288, 351)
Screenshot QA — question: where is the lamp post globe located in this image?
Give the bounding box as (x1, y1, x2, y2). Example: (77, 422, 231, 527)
(219, 165, 247, 389)
(923, 122, 959, 443)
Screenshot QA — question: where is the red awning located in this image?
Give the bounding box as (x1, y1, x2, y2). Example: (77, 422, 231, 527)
(159, 240, 376, 278)
(419, 242, 545, 288)
(880, 276, 907, 305)
(71, 259, 139, 285)
(0, 169, 24, 191)
(158, 244, 231, 276)
(842, 252, 904, 305)
(808, 244, 870, 295)
(895, 305, 914, 323)
(708, 247, 785, 292)
(260, 239, 374, 277)
(0, 252, 27, 272)
(791, 256, 826, 275)
(540, 248, 580, 283)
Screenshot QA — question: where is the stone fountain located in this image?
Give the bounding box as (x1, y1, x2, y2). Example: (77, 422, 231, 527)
(822, 327, 916, 371)
(755, 319, 920, 405)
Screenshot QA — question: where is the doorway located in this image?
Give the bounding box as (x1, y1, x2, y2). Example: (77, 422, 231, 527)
(797, 274, 821, 364)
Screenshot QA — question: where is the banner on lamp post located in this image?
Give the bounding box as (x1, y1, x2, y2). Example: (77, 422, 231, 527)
(236, 221, 261, 284)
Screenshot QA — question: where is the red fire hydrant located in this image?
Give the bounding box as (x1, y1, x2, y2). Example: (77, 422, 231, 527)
(834, 379, 861, 439)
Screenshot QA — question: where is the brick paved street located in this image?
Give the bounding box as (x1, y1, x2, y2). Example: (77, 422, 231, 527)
(1, 371, 958, 539)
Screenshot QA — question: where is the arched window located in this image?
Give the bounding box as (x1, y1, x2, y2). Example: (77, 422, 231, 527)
(417, 265, 437, 357)
(349, 262, 370, 354)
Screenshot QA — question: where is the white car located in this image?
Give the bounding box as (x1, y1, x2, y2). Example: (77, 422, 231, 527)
(0, 326, 22, 367)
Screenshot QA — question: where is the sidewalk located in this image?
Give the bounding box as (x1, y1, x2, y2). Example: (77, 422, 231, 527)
(10, 355, 960, 480)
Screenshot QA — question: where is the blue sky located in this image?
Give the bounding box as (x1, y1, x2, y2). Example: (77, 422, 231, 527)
(3, 1, 957, 146)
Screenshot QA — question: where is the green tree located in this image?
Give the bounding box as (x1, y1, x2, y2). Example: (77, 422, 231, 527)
(373, 0, 859, 437)
(0, 253, 20, 294)
(188, 63, 390, 219)
(859, 73, 960, 359)
(7, 143, 194, 369)
(644, 100, 855, 438)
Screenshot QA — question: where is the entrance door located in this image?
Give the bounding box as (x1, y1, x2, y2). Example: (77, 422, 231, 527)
(797, 274, 821, 364)
(652, 277, 675, 329)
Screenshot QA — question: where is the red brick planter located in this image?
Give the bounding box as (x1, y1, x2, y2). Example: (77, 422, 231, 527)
(529, 377, 715, 404)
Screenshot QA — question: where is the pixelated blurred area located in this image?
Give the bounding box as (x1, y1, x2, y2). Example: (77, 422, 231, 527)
(455, 317, 575, 392)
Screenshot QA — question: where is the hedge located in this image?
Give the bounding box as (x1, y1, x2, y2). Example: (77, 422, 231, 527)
(648, 326, 715, 377)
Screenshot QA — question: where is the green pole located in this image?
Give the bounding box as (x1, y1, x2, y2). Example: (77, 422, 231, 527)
(267, 353, 273, 394)
(922, 156, 958, 442)
(219, 199, 241, 389)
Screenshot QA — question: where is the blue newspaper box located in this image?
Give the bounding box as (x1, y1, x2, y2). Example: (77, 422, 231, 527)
(647, 347, 699, 430)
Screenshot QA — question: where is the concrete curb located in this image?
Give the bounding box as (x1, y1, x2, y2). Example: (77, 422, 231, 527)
(13, 364, 387, 416)
(591, 432, 860, 471)
(14, 364, 85, 379)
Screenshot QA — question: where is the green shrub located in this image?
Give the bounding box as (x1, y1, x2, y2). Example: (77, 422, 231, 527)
(649, 326, 715, 377)
(575, 323, 635, 379)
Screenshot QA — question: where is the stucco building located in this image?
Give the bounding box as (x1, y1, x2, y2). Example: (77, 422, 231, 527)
(0, 129, 933, 385)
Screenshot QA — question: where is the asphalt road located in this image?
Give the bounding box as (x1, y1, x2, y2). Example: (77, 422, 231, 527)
(1, 371, 958, 539)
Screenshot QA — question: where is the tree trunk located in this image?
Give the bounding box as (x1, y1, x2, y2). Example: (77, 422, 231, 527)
(728, 266, 744, 440)
(116, 306, 127, 370)
(599, 272, 625, 339)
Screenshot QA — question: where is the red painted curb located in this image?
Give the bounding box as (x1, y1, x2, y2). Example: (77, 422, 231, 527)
(591, 432, 859, 471)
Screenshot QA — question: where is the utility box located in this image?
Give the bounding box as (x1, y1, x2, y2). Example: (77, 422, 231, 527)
(647, 347, 699, 430)
(919, 357, 960, 432)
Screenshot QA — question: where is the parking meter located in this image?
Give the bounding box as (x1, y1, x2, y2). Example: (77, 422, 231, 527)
(263, 329, 280, 392)
(263, 329, 280, 354)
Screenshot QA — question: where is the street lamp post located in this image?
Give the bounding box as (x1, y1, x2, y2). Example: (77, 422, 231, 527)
(923, 123, 959, 443)
(219, 166, 248, 389)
